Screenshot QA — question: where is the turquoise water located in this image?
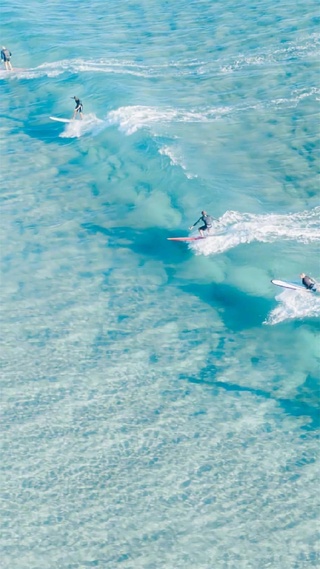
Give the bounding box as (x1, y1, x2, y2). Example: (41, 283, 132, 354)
(1, 1, 319, 567)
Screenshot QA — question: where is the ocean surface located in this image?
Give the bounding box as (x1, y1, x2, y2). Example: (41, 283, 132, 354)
(1, 1, 319, 568)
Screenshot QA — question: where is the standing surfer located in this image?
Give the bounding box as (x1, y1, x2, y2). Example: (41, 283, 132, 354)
(1, 46, 13, 70)
(189, 211, 215, 237)
(72, 96, 83, 120)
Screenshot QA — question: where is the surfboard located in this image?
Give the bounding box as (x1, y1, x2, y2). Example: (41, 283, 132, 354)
(50, 116, 72, 123)
(0, 70, 20, 78)
(0, 68, 26, 72)
(271, 279, 316, 292)
(167, 236, 205, 242)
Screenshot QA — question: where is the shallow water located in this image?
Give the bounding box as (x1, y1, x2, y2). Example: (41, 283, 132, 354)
(1, 1, 319, 568)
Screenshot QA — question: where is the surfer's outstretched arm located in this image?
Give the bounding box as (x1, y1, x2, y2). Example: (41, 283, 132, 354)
(189, 217, 201, 230)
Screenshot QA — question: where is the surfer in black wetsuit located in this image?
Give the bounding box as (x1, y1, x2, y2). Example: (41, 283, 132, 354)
(189, 211, 215, 237)
(1, 46, 12, 71)
(72, 96, 83, 120)
(300, 273, 316, 290)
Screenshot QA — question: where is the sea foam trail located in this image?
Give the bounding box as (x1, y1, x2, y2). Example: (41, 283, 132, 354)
(189, 208, 320, 256)
(265, 288, 320, 325)
(0, 59, 208, 81)
(37, 58, 204, 78)
(58, 113, 104, 138)
(107, 105, 232, 135)
(107, 90, 320, 135)
(219, 33, 320, 73)
(1, 32, 318, 81)
(159, 145, 197, 179)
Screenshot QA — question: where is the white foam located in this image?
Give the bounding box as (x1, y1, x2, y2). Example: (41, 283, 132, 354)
(271, 86, 320, 108)
(107, 105, 232, 135)
(219, 33, 320, 74)
(0, 58, 209, 81)
(0, 68, 40, 80)
(1, 33, 319, 83)
(159, 145, 197, 179)
(106, 86, 320, 137)
(265, 288, 320, 325)
(59, 113, 105, 139)
(189, 207, 320, 256)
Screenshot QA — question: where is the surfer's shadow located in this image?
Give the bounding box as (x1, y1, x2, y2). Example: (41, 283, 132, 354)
(181, 282, 273, 331)
(180, 368, 320, 430)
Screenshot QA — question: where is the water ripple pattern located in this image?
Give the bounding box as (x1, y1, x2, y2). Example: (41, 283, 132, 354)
(0, 0, 319, 568)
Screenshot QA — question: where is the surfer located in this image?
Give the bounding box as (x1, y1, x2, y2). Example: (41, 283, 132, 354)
(1, 46, 13, 71)
(300, 273, 316, 290)
(72, 96, 83, 120)
(189, 211, 215, 237)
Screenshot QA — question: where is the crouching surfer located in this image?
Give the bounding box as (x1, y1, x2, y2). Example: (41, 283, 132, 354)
(189, 210, 215, 237)
(300, 273, 316, 290)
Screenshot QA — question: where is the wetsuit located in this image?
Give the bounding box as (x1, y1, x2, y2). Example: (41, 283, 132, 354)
(302, 275, 315, 290)
(1, 48, 11, 62)
(193, 213, 215, 233)
(74, 98, 83, 113)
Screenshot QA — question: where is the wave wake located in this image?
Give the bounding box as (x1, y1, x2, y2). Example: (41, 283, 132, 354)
(265, 288, 320, 325)
(106, 91, 320, 135)
(58, 113, 104, 139)
(189, 208, 320, 256)
(107, 105, 240, 135)
(0, 58, 207, 80)
(1, 33, 318, 81)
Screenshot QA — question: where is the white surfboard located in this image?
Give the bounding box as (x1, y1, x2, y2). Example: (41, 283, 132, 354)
(271, 279, 316, 292)
(50, 116, 72, 123)
(0, 70, 21, 79)
(167, 236, 205, 242)
(0, 67, 27, 73)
